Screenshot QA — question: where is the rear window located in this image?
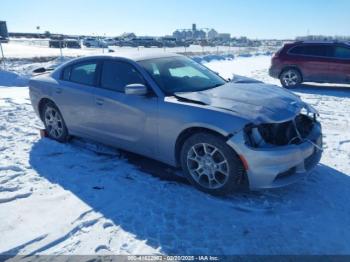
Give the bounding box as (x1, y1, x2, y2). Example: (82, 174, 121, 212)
(289, 44, 333, 57)
(69, 62, 97, 86)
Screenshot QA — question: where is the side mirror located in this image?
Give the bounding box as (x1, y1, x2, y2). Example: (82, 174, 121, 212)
(124, 83, 148, 96)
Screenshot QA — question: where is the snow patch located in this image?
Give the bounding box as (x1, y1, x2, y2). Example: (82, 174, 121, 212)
(0, 70, 28, 87)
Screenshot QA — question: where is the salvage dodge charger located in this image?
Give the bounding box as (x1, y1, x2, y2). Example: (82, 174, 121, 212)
(29, 53, 323, 195)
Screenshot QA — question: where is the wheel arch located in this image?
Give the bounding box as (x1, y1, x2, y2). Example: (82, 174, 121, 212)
(174, 126, 248, 190)
(174, 126, 232, 167)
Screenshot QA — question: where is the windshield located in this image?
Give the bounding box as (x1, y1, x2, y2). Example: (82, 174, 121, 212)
(138, 56, 226, 95)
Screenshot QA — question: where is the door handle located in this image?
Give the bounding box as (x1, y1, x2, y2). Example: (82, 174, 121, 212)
(96, 98, 104, 106)
(55, 88, 62, 94)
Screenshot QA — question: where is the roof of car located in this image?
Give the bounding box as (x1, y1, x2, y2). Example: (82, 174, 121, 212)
(74, 52, 183, 62)
(293, 40, 350, 46)
(50, 52, 185, 80)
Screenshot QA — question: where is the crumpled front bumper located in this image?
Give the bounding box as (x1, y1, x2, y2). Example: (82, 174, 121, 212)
(227, 122, 322, 190)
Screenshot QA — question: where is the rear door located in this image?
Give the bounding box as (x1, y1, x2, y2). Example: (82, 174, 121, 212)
(92, 59, 159, 156)
(328, 45, 350, 84)
(54, 60, 99, 136)
(288, 44, 333, 82)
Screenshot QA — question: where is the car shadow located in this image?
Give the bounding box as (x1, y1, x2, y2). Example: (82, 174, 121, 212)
(293, 83, 350, 98)
(27, 137, 350, 255)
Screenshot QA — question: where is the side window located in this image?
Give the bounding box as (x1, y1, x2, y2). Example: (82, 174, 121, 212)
(334, 46, 350, 59)
(289, 45, 306, 55)
(70, 62, 97, 86)
(306, 45, 332, 57)
(101, 61, 145, 92)
(289, 44, 332, 57)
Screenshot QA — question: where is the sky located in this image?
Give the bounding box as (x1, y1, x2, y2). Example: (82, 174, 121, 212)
(0, 0, 349, 39)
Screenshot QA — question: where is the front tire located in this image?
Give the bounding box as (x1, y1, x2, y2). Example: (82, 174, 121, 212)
(280, 68, 302, 88)
(42, 102, 69, 142)
(180, 132, 245, 195)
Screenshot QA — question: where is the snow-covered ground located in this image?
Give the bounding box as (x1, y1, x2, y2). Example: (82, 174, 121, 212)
(1, 53, 350, 255)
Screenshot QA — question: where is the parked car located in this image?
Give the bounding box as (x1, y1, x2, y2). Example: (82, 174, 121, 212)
(65, 39, 81, 49)
(29, 54, 322, 195)
(49, 39, 81, 49)
(176, 40, 191, 48)
(49, 40, 64, 48)
(269, 41, 350, 87)
(115, 39, 134, 47)
(160, 37, 177, 48)
(130, 37, 163, 48)
(104, 38, 116, 46)
(83, 38, 108, 48)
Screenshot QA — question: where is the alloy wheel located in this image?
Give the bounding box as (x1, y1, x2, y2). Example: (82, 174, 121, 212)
(186, 143, 229, 189)
(44, 107, 64, 139)
(282, 70, 299, 87)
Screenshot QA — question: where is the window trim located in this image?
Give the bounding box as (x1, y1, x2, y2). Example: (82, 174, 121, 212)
(287, 44, 350, 61)
(61, 65, 72, 81)
(60, 60, 100, 87)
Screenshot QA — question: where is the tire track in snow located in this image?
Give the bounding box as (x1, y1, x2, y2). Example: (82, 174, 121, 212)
(0, 234, 48, 255)
(26, 218, 101, 255)
(0, 185, 20, 192)
(0, 173, 23, 185)
(0, 192, 32, 204)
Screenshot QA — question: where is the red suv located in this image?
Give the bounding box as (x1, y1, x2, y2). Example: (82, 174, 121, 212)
(269, 41, 350, 88)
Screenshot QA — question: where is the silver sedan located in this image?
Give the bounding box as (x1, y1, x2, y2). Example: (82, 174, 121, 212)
(29, 53, 322, 195)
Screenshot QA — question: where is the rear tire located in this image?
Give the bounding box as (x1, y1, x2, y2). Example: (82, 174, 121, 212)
(180, 132, 245, 195)
(42, 102, 69, 143)
(280, 68, 302, 88)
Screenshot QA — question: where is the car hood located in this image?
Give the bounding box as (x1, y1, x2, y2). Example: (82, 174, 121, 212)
(174, 82, 317, 124)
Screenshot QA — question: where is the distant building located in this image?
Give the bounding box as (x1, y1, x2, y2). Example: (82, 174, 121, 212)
(172, 30, 182, 40)
(192, 23, 197, 32)
(207, 29, 218, 40)
(184, 30, 193, 40)
(217, 33, 231, 41)
(173, 23, 207, 41)
(193, 29, 206, 40)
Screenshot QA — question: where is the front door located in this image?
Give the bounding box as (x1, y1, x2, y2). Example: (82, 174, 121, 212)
(92, 59, 159, 157)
